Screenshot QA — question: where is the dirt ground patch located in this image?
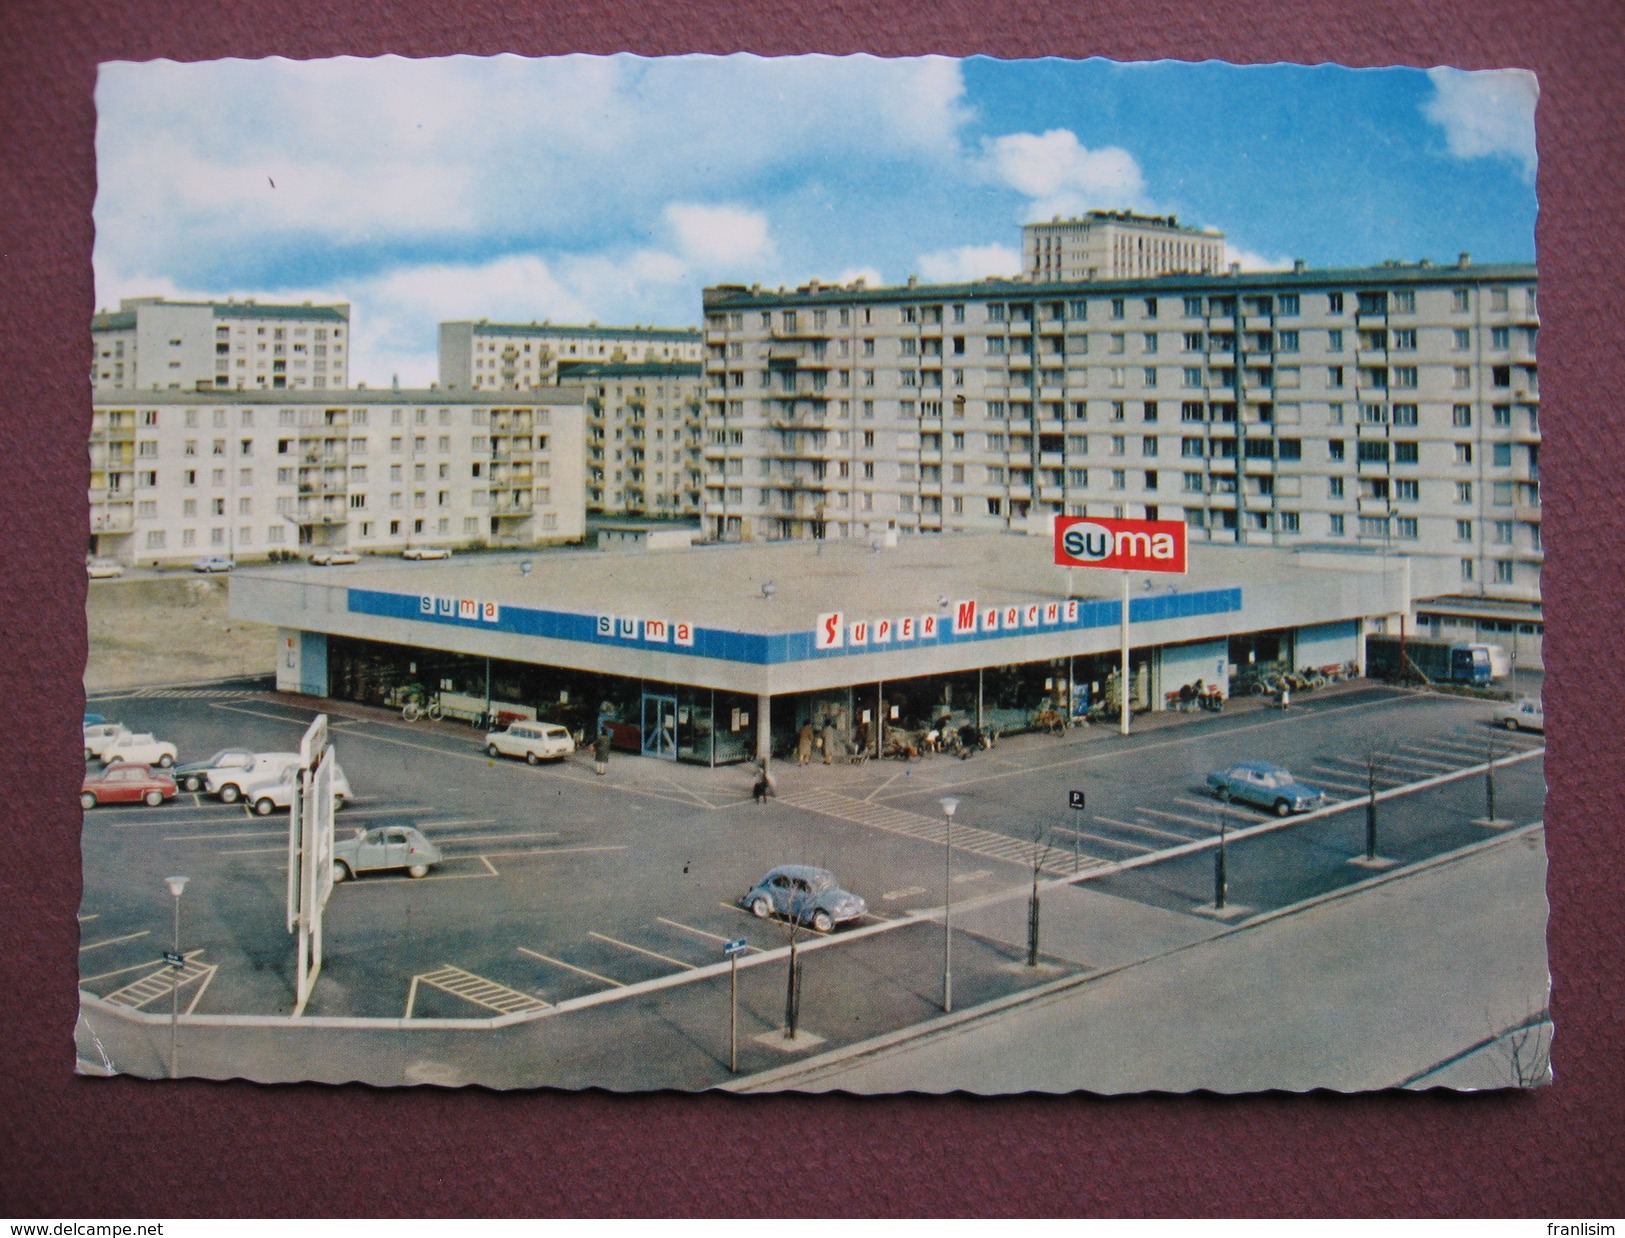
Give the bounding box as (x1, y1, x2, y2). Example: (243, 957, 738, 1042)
(85, 575, 279, 693)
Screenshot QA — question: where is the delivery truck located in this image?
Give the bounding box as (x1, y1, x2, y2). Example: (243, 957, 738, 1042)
(1365, 635, 1492, 687)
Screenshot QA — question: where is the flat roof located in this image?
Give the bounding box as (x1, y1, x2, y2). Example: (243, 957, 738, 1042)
(703, 261, 1538, 310)
(447, 321, 700, 342)
(92, 386, 587, 408)
(261, 533, 1394, 637)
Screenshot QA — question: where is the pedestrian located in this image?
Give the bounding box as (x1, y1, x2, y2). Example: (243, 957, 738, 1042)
(593, 728, 611, 775)
(753, 759, 777, 804)
(796, 723, 814, 766)
(1278, 684, 1291, 711)
(821, 722, 838, 766)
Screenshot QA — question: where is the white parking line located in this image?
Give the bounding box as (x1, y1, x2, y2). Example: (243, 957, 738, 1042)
(655, 917, 765, 952)
(420, 818, 502, 829)
(430, 830, 559, 845)
(79, 930, 151, 953)
(1137, 807, 1217, 832)
(588, 931, 698, 970)
(517, 946, 625, 988)
(1090, 815, 1188, 844)
(470, 844, 628, 861)
(1082, 820, 1157, 852)
(165, 829, 287, 842)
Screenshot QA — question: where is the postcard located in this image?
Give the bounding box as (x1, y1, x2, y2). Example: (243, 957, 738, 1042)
(79, 54, 1548, 1093)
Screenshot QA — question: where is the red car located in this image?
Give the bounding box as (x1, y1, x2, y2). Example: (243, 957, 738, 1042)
(81, 762, 177, 809)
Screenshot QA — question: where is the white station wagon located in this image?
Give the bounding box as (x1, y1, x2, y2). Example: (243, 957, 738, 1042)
(485, 722, 576, 765)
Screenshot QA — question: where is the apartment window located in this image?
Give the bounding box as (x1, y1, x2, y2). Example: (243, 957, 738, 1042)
(1143, 368, 1158, 387)
(1110, 469, 1126, 490)
(1494, 560, 1515, 584)
(1359, 516, 1389, 538)
(1395, 478, 1420, 501)
(1183, 472, 1204, 494)
(1328, 441, 1346, 462)
(1329, 513, 1345, 535)
(1493, 481, 1515, 505)
(1328, 366, 1345, 388)
(1183, 368, 1203, 389)
(1456, 481, 1473, 503)
(1454, 443, 1473, 466)
(1395, 442, 1420, 464)
(1493, 404, 1513, 427)
(1493, 443, 1513, 468)
(1393, 404, 1418, 426)
(1395, 517, 1418, 539)
(1392, 291, 1415, 314)
(1393, 367, 1417, 388)
(1358, 441, 1389, 464)
(1111, 299, 1125, 320)
(1277, 330, 1299, 353)
(1142, 333, 1158, 354)
(1183, 296, 1203, 317)
(1327, 292, 1345, 314)
(1457, 520, 1474, 541)
(1453, 289, 1471, 312)
(1453, 367, 1472, 389)
(1461, 559, 1475, 582)
(1329, 477, 1345, 498)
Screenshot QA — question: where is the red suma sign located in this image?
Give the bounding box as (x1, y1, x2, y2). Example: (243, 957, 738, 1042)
(1054, 515, 1188, 574)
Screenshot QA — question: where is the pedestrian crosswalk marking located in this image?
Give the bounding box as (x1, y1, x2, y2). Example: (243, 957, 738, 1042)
(101, 953, 215, 1010)
(408, 964, 550, 1016)
(778, 788, 1089, 874)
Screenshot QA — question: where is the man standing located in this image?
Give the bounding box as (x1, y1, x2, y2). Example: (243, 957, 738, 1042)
(593, 728, 611, 776)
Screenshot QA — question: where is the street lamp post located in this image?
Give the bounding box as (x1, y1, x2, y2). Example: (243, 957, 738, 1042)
(164, 875, 188, 1079)
(939, 797, 959, 1013)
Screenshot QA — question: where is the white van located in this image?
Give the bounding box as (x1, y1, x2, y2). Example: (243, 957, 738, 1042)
(485, 722, 576, 765)
(1469, 643, 1513, 680)
(207, 752, 300, 803)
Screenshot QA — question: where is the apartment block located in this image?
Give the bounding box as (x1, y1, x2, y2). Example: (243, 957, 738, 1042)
(1023, 211, 1227, 282)
(91, 297, 351, 392)
(89, 387, 586, 565)
(699, 256, 1541, 602)
(556, 360, 705, 518)
(439, 320, 703, 392)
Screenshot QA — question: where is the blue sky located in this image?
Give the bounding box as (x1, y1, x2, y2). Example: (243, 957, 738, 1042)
(94, 54, 1537, 386)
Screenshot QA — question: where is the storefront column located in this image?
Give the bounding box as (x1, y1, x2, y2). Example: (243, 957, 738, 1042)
(755, 692, 771, 763)
(976, 668, 984, 731)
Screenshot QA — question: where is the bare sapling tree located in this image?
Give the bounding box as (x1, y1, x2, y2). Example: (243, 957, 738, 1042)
(1357, 737, 1399, 861)
(1026, 826, 1061, 967)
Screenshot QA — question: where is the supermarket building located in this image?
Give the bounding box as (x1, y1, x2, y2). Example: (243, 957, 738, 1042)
(231, 532, 1431, 767)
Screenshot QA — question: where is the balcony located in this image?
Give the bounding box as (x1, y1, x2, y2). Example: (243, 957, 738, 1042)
(1514, 502, 1542, 524)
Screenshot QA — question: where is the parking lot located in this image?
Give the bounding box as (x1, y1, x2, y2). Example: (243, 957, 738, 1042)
(77, 676, 1545, 1083)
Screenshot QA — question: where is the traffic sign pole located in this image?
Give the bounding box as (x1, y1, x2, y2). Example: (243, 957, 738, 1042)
(723, 938, 747, 1072)
(1068, 789, 1086, 874)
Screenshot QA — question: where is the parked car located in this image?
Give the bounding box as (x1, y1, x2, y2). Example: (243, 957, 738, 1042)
(485, 721, 576, 764)
(401, 546, 451, 560)
(1206, 762, 1326, 816)
(741, 865, 867, 933)
(333, 825, 442, 881)
(83, 713, 106, 727)
(1494, 697, 1544, 732)
(309, 550, 360, 566)
(86, 558, 125, 579)
(83, 722, 128, 760)
(102, 732, 178, 768)
(207, 752, 300, 803)
(243, 760, 353, 816)
(81, 763, 177, 809)
(193, 555, 234, 573)
(172, 748, 261, 793)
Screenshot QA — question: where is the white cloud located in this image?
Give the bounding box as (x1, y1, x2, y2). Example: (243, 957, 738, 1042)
(916, 244, 1021, 284)
(835, 266, 885, 288)
(1223, 243, 1293, 273)
(1422, 68, 1538, 180)
(665, 203, 773, 266)
(979, 129, 1146, 221)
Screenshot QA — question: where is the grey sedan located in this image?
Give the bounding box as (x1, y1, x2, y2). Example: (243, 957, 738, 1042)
(741, 864, 867, 933)
(333, 825, 443, 880)
(1206, 761, 1327, 816)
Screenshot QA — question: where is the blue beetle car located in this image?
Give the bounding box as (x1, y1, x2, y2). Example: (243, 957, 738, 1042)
(1206, 761, 1326, 817)
(741, 864, 867, 933)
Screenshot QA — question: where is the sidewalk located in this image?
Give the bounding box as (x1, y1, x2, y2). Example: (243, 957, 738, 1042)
(726, 824, 1551, 1095)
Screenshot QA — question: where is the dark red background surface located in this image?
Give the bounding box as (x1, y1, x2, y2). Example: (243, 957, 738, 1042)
(3, 0, 1621, 1217)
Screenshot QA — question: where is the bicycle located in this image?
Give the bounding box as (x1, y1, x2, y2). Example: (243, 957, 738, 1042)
(398, 684, 442, 722)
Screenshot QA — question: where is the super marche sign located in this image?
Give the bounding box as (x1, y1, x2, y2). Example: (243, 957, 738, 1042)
(1054, 515, 1188, 575)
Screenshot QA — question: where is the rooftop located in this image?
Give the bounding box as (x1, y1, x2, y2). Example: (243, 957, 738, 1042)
(259, 533, 1400, 638)
(702, 259, 1538, 310)
(446, 321, 701, 342)
(92, 385, 586, 407)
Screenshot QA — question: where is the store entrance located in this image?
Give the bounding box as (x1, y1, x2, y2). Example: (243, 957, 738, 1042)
(641, 693, 678, 761)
